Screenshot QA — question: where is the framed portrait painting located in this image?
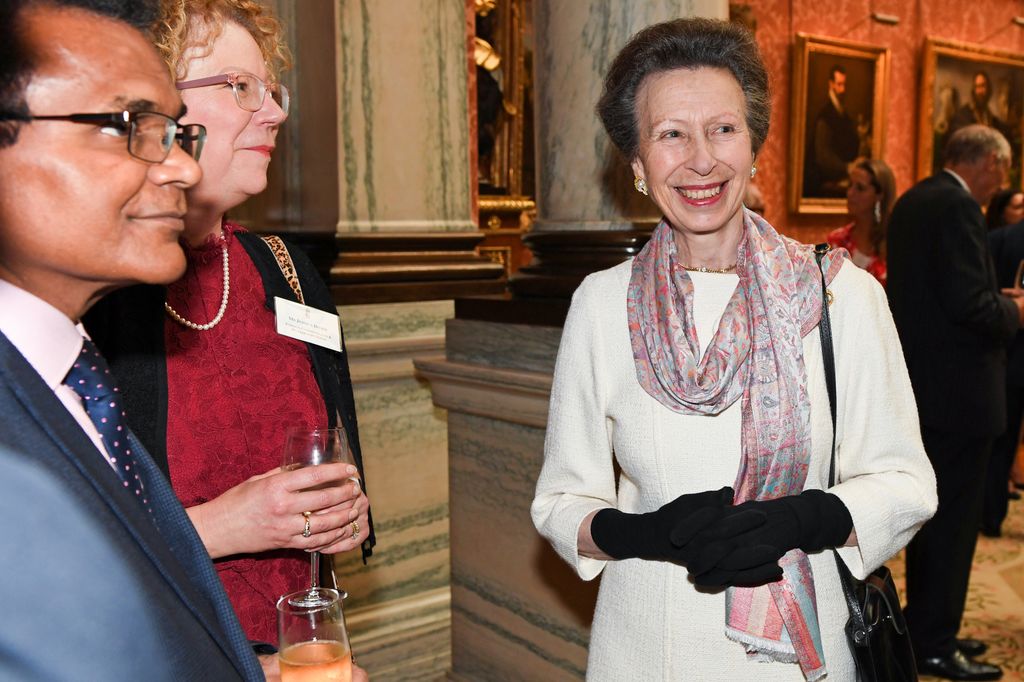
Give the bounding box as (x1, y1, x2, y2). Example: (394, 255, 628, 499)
(918, 38, 1024, 188)
(788, 34, 890, 214)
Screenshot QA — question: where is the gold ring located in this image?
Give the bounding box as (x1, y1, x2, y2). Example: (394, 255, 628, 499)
(351, 519, 360, 541)
(302, 513, 312, 538)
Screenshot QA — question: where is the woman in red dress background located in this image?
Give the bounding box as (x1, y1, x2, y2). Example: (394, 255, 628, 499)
(827, 157, 896, 286)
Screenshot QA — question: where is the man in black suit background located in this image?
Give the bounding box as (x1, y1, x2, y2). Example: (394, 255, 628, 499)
(982, 218, 1024, 537)
(0, 1, 259, 678)
(888, 124, 1023, 681)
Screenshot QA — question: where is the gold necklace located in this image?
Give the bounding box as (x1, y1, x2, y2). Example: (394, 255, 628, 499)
(677, 262, 737, 274)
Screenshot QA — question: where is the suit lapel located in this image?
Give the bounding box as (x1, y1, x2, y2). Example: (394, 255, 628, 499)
(0, 332, 255, 679)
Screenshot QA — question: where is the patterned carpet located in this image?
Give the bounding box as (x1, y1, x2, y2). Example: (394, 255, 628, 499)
(888, 491, 1024, 681)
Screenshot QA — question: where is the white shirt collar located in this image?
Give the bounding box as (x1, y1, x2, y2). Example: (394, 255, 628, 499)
(829, 89, 844, 114)
(0, 279, 84, 390)
(942, 168, 970, 192)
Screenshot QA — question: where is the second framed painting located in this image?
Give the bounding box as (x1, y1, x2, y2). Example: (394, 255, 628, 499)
(918, 38, 1024, 188)
(788, 34, 890, 214)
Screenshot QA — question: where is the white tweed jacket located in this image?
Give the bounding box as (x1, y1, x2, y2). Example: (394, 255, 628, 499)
(532, 259, 937, 681)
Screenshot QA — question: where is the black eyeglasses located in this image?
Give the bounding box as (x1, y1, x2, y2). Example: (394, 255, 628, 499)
(0, 110, 206, 163)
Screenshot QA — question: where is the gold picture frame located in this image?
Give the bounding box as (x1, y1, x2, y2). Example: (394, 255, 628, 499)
(917, 37, 1024, 188)
(475, 0, 532, 198)
(788, 33, 890, 214)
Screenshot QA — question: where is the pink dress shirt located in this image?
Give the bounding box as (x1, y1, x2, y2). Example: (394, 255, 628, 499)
(0, 280, 113, 467)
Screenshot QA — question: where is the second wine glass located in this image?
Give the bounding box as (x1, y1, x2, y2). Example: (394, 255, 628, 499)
(282, 427, 355, 607)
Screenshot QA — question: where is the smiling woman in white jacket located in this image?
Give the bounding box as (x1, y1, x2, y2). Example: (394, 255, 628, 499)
(531, 17, 936, 682)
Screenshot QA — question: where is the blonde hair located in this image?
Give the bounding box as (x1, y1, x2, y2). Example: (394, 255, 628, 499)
(153, 0, 291, 81)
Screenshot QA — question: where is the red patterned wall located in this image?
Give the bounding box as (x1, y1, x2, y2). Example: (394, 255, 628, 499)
(747, 0, 1024, 242)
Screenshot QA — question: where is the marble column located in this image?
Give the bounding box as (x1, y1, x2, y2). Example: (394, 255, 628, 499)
(335, 0, 473, 234)
(331, 0, 504, 304)
(535, 0, 728, 234)
(419, 2, 729, 680)
(513, 0, 728, 298)
(313, 3, 496, 679)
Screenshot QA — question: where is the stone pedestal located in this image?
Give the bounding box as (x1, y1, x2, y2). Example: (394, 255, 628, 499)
(331, 301, 454, 680)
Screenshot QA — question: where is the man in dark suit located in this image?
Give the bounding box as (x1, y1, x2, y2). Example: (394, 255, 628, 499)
(982, 219, 1024, 537)
(807, 65, 861, 197)
(0, 1, 262, 678)
(888, 124, 1023, 681)
(950, 72, 1008, 141)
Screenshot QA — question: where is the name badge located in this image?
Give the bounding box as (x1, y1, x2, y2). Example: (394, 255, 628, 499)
(274, 297, 343, 353)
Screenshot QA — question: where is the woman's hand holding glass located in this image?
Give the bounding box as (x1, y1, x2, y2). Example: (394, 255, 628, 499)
(282, 427, 367, 607)
(186, 461, 367, 560)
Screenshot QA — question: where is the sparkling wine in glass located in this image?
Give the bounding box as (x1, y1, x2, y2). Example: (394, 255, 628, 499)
(282, 427, 355, 607)
(277, 587, 352, 682)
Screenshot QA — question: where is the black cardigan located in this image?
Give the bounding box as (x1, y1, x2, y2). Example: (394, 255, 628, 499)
(84, 232, 375, 559)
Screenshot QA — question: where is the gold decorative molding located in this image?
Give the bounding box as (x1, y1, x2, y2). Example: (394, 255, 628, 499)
(478, 195, 536, 212)
(474, 0, 497, 17)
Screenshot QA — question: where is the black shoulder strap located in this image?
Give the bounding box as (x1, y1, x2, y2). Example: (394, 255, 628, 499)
(814, 243, 838, 488)
(815, 245, 870, 636)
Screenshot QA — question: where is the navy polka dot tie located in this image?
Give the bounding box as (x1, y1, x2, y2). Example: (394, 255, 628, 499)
(64, 338, 152, 515)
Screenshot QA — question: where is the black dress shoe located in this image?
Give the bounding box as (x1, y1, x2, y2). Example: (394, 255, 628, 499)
(957, 638, 989, 657)
(917, 650, 1002, 680)
(1009, 490, 1022, 501)
(980, 525, 1002, 538)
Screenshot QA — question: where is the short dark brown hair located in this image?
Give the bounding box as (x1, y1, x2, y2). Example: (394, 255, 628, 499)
(596, 18, 770, 161)
(0, 0, 159, 148)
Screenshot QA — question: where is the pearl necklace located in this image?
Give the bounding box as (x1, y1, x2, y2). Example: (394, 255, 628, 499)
(678, 262, 737, 274)
(164, 233, 230, 331)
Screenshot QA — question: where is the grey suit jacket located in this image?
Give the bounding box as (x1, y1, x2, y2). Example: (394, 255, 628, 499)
(0, 331, 263, 681)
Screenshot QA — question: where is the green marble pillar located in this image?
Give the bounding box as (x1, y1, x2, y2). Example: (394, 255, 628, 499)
(534, 0, 727, 233)
(325, 2, 482, 678)
(336, 0, 473, 233)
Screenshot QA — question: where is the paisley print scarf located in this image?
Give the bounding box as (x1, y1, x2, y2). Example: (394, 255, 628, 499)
(626, 208, 845, 681)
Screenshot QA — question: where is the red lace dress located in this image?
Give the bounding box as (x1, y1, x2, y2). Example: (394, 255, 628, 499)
(827, 223, 887, 286)
(164, 221, 327, 643)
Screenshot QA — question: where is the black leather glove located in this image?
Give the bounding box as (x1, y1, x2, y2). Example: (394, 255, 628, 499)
(687, 489, 854, 582)
(590, 486, 765, 563)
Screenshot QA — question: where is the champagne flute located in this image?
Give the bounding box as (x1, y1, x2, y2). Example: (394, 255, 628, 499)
(282, 427, 355, 607)
(277, 587, 352, 682)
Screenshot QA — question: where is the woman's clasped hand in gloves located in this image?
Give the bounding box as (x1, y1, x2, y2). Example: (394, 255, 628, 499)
(589, 486, 854, 588)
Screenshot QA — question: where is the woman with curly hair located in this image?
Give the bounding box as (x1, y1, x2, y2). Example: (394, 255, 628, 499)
(85, 0, 374, 646)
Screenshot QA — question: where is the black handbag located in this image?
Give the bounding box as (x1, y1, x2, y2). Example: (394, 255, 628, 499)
(814, 244, 919, 682)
